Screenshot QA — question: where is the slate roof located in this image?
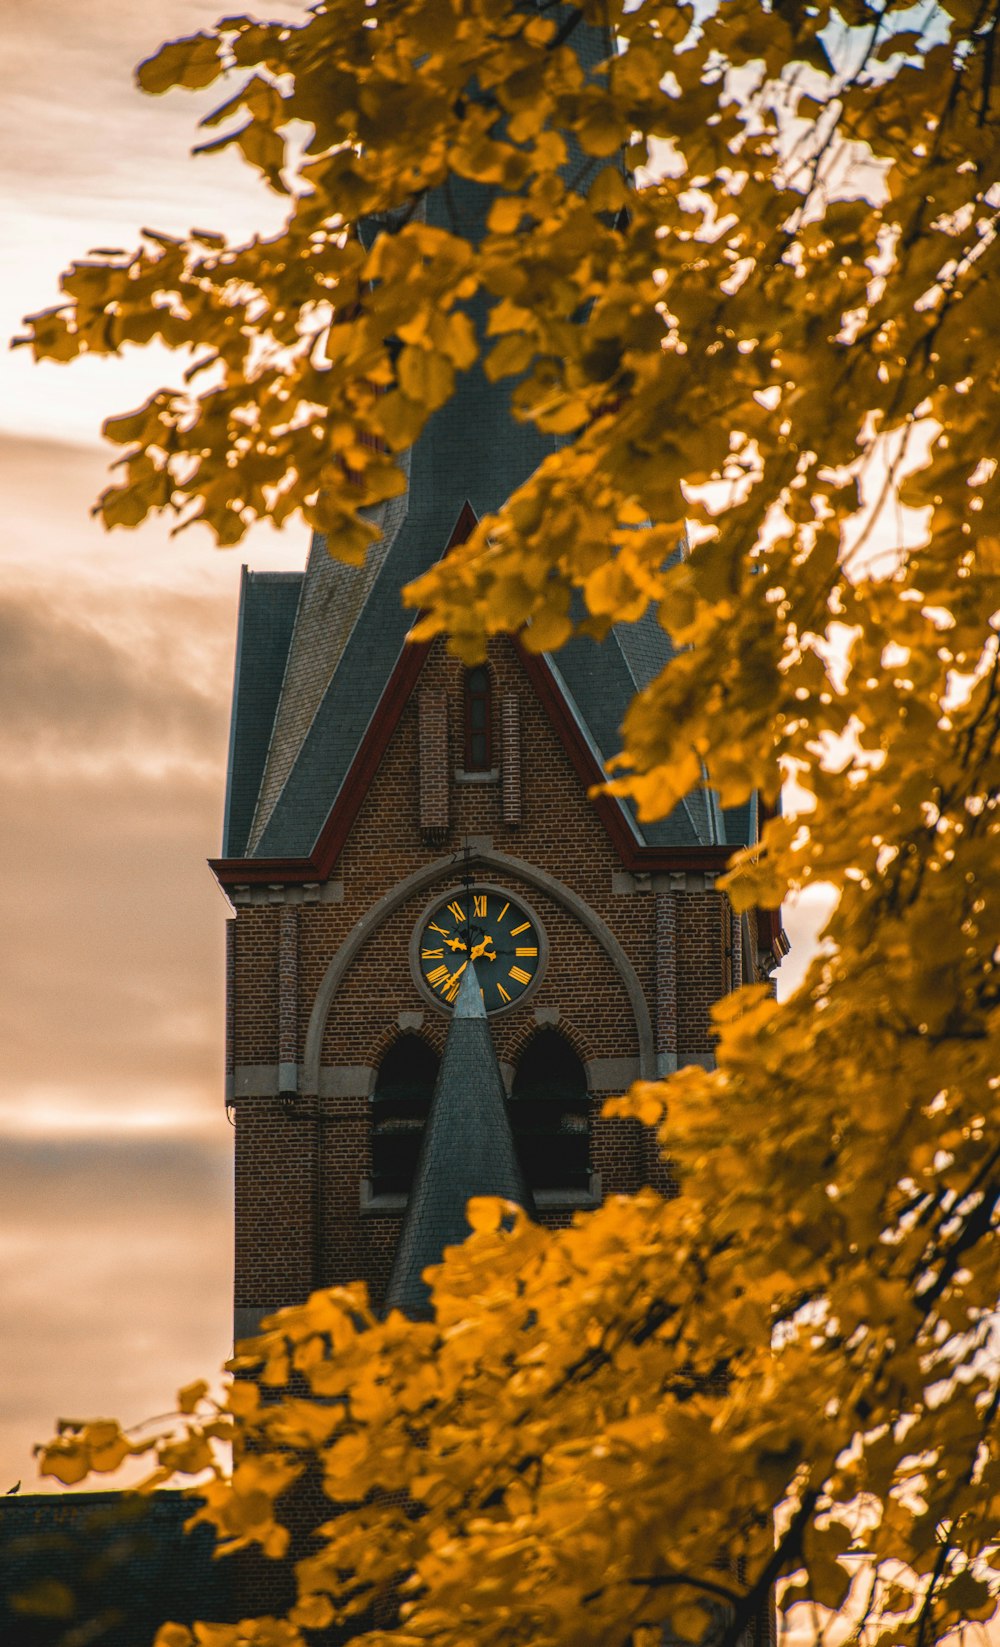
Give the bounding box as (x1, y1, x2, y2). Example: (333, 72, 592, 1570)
(0, 1490, 235, 1645)
(222, 567, 303, 859)
(383, 963, 535, 1321)
(219, 66, 756, 862)
(221, 530, 753, 859)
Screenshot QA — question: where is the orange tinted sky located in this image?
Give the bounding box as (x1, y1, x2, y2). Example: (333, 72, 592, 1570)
(0, 0, 827, 1491)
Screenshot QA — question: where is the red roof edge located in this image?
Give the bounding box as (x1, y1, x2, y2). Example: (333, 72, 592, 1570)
(513, 640, 734, 874)
(211, 523, 743, 889)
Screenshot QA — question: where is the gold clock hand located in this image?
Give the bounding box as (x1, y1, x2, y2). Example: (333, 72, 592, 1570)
(470, 936, 497, 962)
(443, 934, 468, 952)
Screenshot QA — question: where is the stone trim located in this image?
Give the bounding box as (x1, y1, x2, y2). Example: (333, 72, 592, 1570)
(234, 1305, 275, 1344)
(230, 880, 343, 907)
(360, 1172, 602, 1217)
(231, 1063, 375, 1098)
(613, 869, 723, 894)
(656, 1051, 717, 1075)
(584, 1055, 642, 1089)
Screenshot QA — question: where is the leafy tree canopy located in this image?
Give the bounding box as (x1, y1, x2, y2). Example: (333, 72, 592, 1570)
(23, 1, 1000, 1643)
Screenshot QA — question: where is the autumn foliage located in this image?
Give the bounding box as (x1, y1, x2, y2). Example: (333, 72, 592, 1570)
(23, 0, 1000, 1643)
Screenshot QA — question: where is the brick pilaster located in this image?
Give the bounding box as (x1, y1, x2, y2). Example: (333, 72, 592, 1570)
(655, 891, 678, 1069)
(418, 685, 449, 843)
(225, 918, 236, 1104)
(730, 910, 743, 993)
(278, 906, 299, 1097)
(501, 692, 522, 825)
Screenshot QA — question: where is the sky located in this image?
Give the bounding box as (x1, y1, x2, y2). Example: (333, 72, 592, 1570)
(0, 0, 828, 1495)
(0, 0, 314, 1489)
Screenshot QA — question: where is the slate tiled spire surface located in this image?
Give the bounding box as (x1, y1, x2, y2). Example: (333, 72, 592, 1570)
(384, 962, 536, 1321)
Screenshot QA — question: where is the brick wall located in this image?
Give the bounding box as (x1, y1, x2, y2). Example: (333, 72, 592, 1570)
(231, 636, 735, 1314)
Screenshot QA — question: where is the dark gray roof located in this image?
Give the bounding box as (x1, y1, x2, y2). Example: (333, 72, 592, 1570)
(221, 166, 757, 860)
(384, 963, 535, 1321)
(0, 1490, 235, 1644)
(246, 264, 562, 858)
(221, 567, 302, 857)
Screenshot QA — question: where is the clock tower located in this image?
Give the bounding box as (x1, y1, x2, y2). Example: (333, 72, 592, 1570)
(211, 117, 784, 1339)
(212, 481, 784, 1341)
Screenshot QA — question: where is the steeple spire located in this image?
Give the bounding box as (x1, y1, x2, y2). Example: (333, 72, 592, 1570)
(383, 963, 535, 1321)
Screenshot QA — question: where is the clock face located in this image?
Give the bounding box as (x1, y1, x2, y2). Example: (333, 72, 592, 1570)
(416, 887, 543, 1013)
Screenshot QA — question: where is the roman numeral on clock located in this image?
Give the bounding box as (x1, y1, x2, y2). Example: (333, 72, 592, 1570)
(509, 965, 532, 985)
(473, 894, 487, 917)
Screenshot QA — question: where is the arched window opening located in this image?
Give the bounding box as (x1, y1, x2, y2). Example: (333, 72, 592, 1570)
(464, 665, 493, 771)
(371, 1036, 439, 1195)
(510, 1031, 590, 1193)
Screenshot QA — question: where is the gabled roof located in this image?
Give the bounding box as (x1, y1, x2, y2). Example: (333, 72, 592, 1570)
(222, 567, 303, 859)
(218, 524, 753, 874)
(383, 963, 535, 1321)
(216, 179, 756, 874)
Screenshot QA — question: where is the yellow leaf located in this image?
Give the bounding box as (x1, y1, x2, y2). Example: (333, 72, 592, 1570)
(226, 1380, 261, 1419)
(375, 390, 427, 451)
(466, 1197, 506, 1232)
(485, 333, 536, 381)
(579, 104, 624, 158)
(434, 309, 478, 370)
(178, 1379, 209, 1415)
(37, 1439, 89, 1485)
(397, 345, 455, 411)
(137, 33, 221, 96)
(488, 197, 524, 234)
(588, 166, 628, 213)
(154, 1628, 194, 1647)
(289, 1594, 335, 1630)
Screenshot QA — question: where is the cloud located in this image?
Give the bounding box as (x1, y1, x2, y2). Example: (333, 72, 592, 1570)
(1, 0, 309, 447)
(0, 766, 228, 1115)
(0, 584, 227, 775)
(0, 1134, 234, 1491)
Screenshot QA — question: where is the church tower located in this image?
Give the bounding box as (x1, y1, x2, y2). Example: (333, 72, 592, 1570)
(210, 17, 784, 1339)
(212, 464, 783, 1339)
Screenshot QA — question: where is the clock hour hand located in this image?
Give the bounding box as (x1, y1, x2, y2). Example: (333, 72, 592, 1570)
(443, 934, 468, 952)
(470, 936, 496, 963)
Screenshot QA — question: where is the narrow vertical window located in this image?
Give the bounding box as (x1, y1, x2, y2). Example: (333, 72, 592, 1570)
(464, 665, 492, 771)
(372, 1037, 439, 1194)
(510, 1031, 590, 1192)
